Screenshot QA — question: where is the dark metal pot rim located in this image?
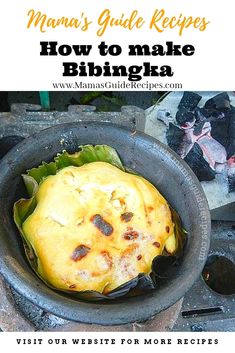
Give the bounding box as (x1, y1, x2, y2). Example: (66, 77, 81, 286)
(0, 122, 211, 325)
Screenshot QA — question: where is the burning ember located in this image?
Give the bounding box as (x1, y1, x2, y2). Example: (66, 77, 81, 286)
(158, 92, 235, 193)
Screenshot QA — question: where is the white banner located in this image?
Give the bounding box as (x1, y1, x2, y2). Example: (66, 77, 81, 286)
(0, 0, 234, 90)
(0, 332, 233, 352)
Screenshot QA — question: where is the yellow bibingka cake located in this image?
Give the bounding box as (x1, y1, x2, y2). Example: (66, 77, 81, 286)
(22, 161, 175, 294)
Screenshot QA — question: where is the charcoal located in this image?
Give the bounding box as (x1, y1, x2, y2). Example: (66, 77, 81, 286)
(0, 136, 24, 159)
(228, 109, 235, 139)
(184, 143, 216, 181)
(209, 110, 225, 119)
(193, 121, 207, 136)
(166, 123, 184, 154)
(210, 115, 230, 148)
(228, 157, 235, 193)
(204, 92, 231, 112)
(228, 174, 235, 193)
(210, 109, 235, 155)
(227, 140, 235, 159)
(195, 107, 209, 122)
(195, 107, 224, 121)
(176, 109, 195, 126)
(178, 92, 202, 111)
(198, 103, 230, 148)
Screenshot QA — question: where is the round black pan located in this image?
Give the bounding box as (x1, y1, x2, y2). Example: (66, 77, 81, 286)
(0, 122, 211, 325)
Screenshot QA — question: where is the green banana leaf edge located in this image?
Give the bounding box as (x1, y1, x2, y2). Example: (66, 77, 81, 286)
(13, 144, 187, 302)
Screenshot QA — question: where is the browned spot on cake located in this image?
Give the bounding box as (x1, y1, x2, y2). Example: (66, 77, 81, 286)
(90, 214, 113, 236)
(123, 227, 139, 240)
(122, 244, 139, 257)
(166, 225, 170, 233)
(137, 254, 142, 261)
(71, 245, 91, 261)
(153, 241, 160, 248)
(100, 250, 113, 269)
(120, 212, 134, 222)
(119, 198, 126, 206)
